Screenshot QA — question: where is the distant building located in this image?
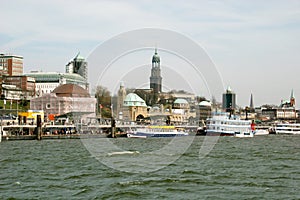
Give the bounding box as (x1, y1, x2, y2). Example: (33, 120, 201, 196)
(222, 86, 236, 112)
(1, 75, 35, 100)
(260, 107, 297, 121)
(276, 107, 297, 119)
(30, 84, 96, 123)
(0, 54, 35, 100)
(25, 71, 88, 97)
(198, 101, 212, 121)
(0, 54, 23, 76)
(66, 52, 88, 84)
(169, 91, 195, 103)
(117, 82, 126, 120)
(122, 93, 148, 122)
(150, 48, 162, 94)
(169, 98, 191, 125)
(281, 90, 295, 108)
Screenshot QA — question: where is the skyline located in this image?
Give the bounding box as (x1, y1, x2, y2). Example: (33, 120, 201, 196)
(1, 0, 299, 107)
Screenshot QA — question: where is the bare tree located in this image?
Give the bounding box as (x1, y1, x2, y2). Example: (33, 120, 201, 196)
(94, 85, 112, 118)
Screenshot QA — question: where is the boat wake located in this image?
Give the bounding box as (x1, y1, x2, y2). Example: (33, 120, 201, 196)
(107, 151, 140, 156)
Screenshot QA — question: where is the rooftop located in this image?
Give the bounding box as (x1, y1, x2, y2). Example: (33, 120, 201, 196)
(25, 71, 86, 83)
(174, 98, 188, 104)
(52, 84, 90, 97)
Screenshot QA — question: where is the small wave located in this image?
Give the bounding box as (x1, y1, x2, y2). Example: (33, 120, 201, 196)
(14, 181, 21, 185)
(118, 180, 144, 186)
(101, 190, 143, 199)
(73, 188, 89, 196)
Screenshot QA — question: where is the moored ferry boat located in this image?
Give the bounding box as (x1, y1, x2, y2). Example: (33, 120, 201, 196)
(275, 123, 300, 135)
(206, 112, 254, 137)
(127, 126, 189, 138)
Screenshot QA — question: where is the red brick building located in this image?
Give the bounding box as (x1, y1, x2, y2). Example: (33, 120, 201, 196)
(0, 54, 23, 76)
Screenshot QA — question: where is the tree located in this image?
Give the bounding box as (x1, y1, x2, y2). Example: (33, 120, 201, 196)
(94, 85, 112, 118)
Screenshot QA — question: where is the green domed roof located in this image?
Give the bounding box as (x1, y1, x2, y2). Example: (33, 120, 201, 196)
(25, 72, 86, 83)
(174, 98, 188, 104)
(124, 93, 147, 107)
(199, 101, 211, 107)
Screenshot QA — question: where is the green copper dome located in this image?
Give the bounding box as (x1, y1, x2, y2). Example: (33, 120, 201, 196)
(174, 98, 188, 104)
(124, 93, 147, 107)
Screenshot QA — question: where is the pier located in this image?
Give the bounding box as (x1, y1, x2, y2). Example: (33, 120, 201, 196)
(0, 123, 199, 141)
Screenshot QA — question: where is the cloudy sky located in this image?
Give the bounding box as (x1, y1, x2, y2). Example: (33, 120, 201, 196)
(1, 0, 299, 107)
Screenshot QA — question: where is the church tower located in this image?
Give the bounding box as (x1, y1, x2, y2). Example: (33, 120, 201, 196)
(249, 93, 254, 111)
(117, 82, 126, 119)
(150, 48, 162, 93)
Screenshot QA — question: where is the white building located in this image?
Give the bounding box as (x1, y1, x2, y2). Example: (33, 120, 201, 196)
(25, 71, 87, 97)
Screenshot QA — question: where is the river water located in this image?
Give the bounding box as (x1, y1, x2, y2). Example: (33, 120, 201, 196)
(0, 135, 299, 199)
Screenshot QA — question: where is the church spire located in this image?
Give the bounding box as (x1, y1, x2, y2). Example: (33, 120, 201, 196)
(250, 93, 254, 110)
(150, 48, 162, 93)
(290, 89, 295, 107)
(291, 89, 295, 99)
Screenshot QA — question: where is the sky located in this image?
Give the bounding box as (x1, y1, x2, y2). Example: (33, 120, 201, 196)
(0, 0, 299, 108)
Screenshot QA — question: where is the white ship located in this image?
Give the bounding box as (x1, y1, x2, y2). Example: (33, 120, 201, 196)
(206, 112, 254, 137)
(275, 123, 300, 135)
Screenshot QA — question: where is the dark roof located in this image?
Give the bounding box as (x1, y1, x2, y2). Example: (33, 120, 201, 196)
(52, 84, 90, 97)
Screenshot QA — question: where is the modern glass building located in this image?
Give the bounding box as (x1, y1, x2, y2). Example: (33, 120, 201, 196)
(222, 86, 236, 112)
(66, 52, 88, 81)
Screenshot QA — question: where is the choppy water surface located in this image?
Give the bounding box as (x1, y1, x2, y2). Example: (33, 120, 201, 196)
(0, 135, 299, 199)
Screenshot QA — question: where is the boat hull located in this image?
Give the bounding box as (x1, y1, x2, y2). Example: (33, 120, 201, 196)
(254, 129, 269, 136)
(234, 132, 254, 138)
(206, 131, 254, 137)
(127, 131, 188, 138)
(206, 131, 234, 136)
